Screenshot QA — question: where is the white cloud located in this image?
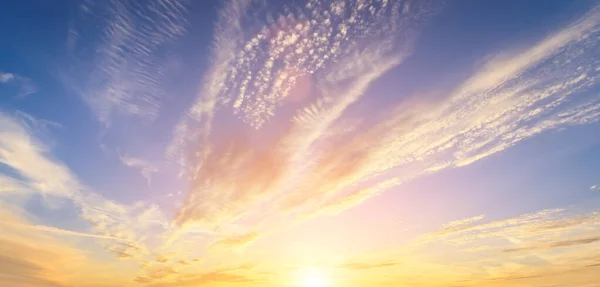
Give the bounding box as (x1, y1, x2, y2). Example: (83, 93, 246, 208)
(0, 113, 81, 198)
(0, 72, 14, 83)
(0, 175, 35, 195)
(0, 72, 37, 97)
(119, 154, 158, 186)
(0, 219, 128, 241)
(167, 0, 253, 167)
(370, 5, 600, 172)
(591, 185, 599, 190)
(64, 0, 189, 125)
(0, 112, 171, 261)
(307, 178, 403, 217)
(456, 6, 600, 98)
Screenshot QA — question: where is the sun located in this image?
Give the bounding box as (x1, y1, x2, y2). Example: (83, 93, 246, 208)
(297, 267, 329, 287)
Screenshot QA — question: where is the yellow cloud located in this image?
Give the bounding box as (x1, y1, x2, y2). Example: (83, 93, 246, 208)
(338, 259, 401, 271)
(0, 112, 174, 263)
(210, 231, 262, 250)
(0, 205, 132, 287)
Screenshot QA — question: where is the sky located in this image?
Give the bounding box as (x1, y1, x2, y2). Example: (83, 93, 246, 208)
(1, 0, 600, 286)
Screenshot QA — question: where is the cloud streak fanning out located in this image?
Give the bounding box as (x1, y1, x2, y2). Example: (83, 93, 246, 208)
(172, 0, 438, 229)
(2, 1, 600, 287)
(172, 0, 600, 235)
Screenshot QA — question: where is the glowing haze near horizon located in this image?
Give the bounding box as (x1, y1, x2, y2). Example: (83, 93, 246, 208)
(1, 0, 600, 286)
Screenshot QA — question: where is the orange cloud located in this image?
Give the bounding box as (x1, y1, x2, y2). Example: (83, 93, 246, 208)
(0, 205, 131, 287)
(211, 231, 262, 249)
(339, 259, 401, 270)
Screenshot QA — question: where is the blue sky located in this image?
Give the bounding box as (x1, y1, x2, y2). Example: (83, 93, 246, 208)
(1, 1, 600, 287)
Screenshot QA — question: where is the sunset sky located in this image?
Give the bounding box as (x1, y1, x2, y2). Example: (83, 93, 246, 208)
(1, 0, 600, 286)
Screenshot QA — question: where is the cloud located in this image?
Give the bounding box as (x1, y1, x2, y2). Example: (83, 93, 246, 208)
(0, 220, 128, 242)
(167, 1, 600, 240)
(420, 215, 486, 241)
(0, 175, 35, 195)
(0, 112, 82, 198)
(501, 236, 600, 253)
(0, 72, 36, 97)
(166, 0, 253, 166)
(155, 271, 259, 286)
(415, 208, 600, 247)
(339, 259, 401, 270)
(0, 254, 68, 287)
(0, 72, 14, 83)
(549, 236, 600, 248)
(591, 185, 599, 190)
(301, 2, 600, 218)
(142, 266, 179, 281)
(306, 178, 403, 217)
(172, 0, 440, 230)
(76, 196, 172, 260)
(407, 206, 600, 275)
(0, 205, 121, 287)
(456, 5, 600, 98)
(210, 231, 261, 250)
(3, 2, 600, 286)
(135, 264, 260, 286)
(63, 0, 189, 125)
(13, 111, 62, 131)
(0, 112, 171, 261)
(119, 154, 158, 186)
(356, 204, 600, 287)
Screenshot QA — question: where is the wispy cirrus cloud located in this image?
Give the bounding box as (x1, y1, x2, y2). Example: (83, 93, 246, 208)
(0, 220, 128, 242)
(209, 231, 261, 250)
(169, 1, 600, 241)
(6, 1, 600, 286)
(0, 112, 170, 263)
(166, 0, 252, 167)
(172, 0, 439, 231)
(338, 259, 400, 270)
(306, 178, 403, 217)
(119, 154, 158, 186)
(300, 4, 600, 215)
(335, 204, 600, 287)
(413, 206, 600, 286)
(64, 0, 188, 125)
(502, 236, 600, 253)
(0, 204, 133, 287)
(0, 112, 81, 198)
(415, 208, 600, 247)
(0, 72, 37, 98)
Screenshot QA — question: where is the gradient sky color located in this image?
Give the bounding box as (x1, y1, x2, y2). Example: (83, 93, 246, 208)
(1, 0, 600, 287)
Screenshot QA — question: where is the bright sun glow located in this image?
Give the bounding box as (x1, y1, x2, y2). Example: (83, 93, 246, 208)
(298, 267, 329, 287)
